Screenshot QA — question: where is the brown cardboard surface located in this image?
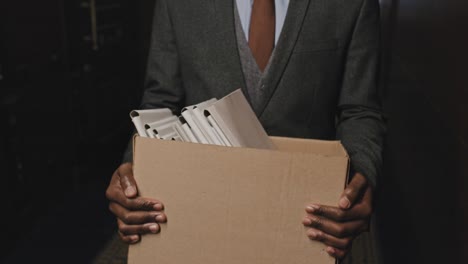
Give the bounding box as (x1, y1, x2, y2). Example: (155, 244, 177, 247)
(129, 136, 348, 264)
(270, 136, 348, 157)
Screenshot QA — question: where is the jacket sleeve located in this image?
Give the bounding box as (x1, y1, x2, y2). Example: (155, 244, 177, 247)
(123, 0, 184, 163)
(336, 0, 386, 188)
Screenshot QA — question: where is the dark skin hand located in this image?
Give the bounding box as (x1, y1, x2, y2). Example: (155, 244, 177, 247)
(303, 173, 373, 259)
(106, 162, 167, 244)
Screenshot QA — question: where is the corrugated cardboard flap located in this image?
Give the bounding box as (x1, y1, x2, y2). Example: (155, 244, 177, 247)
(270, 136, 348, 157)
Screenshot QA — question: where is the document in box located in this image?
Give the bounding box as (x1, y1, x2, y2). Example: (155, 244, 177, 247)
(181, 98, 217, 144)
(144, 115, 179, 138)
(130, 108, 173, 137)
(205, 89, 275, 149)
(129, 89, 274, 150)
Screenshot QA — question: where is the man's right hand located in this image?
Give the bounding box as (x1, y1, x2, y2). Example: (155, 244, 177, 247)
(106, 162, 167, 244)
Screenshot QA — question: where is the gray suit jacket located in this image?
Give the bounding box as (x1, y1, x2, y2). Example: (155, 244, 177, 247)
(124, 0, 386, 188)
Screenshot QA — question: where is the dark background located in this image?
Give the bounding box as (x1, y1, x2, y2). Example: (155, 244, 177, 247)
(0, 0, 466, 263)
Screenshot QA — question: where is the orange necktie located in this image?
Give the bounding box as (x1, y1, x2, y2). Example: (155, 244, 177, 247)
(249, 0, 276, 72)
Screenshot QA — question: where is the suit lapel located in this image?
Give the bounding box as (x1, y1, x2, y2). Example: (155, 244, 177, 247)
(211, 0, 311, 114)
(212, 0, 249, 101)
(258, 0, 311, 116)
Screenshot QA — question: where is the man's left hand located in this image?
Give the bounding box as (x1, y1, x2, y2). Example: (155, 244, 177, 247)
(303, 173, 373, 259)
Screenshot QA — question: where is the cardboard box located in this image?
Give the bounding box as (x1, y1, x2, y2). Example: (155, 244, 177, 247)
(129, 136, 349, 264)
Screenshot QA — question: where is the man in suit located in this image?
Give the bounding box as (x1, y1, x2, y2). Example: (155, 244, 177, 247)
(105, 0, 385, 261)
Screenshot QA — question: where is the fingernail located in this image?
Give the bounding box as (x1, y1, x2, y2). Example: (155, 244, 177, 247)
(306, 204, 319, 213)
(308, 231, 318, 239)
(303, 218, 312, 226)
(149, 224, 159, 233)
(154, 203, 163, 211)
(125, 186, 136, 197)
(326, 247, 335, 255)
(130, 235, 139, 242)
(156, 214, 166, 222)
(339, 197, 350, 209)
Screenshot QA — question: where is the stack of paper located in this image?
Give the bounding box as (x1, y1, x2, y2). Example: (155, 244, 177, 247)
(130, 89, 275, 149)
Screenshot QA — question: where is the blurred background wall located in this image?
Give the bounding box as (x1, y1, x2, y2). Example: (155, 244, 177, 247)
(0, 0, 156, 262)
(377, 0, 467, 263)
(0, 0, 466, 263)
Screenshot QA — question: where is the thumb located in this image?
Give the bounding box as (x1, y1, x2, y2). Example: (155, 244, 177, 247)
(339, 173, 368, 209)
(118, 162, 138, 198)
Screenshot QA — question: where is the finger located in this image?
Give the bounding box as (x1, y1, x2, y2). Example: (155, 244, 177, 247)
(109, 202, 167, 225)
(124, 197, 164, 211)
(106, 169, 124, 198)
(118, 163, 138, 198)
(118, 231, 141, 244)
(107, 184, 164, 211)
(305, 203, 372, 222)
(339, 173, 368, 209)
(302, 215, 368, 238)
(118, 219, 161, 236)
(326, 246, 348, 259)
(306, 228, 353, 249)
(106, 164, 165, 211)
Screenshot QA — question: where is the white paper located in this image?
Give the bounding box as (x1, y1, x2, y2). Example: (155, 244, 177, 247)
(205, 89, 275, 149)
(130, 108, 173, 137)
